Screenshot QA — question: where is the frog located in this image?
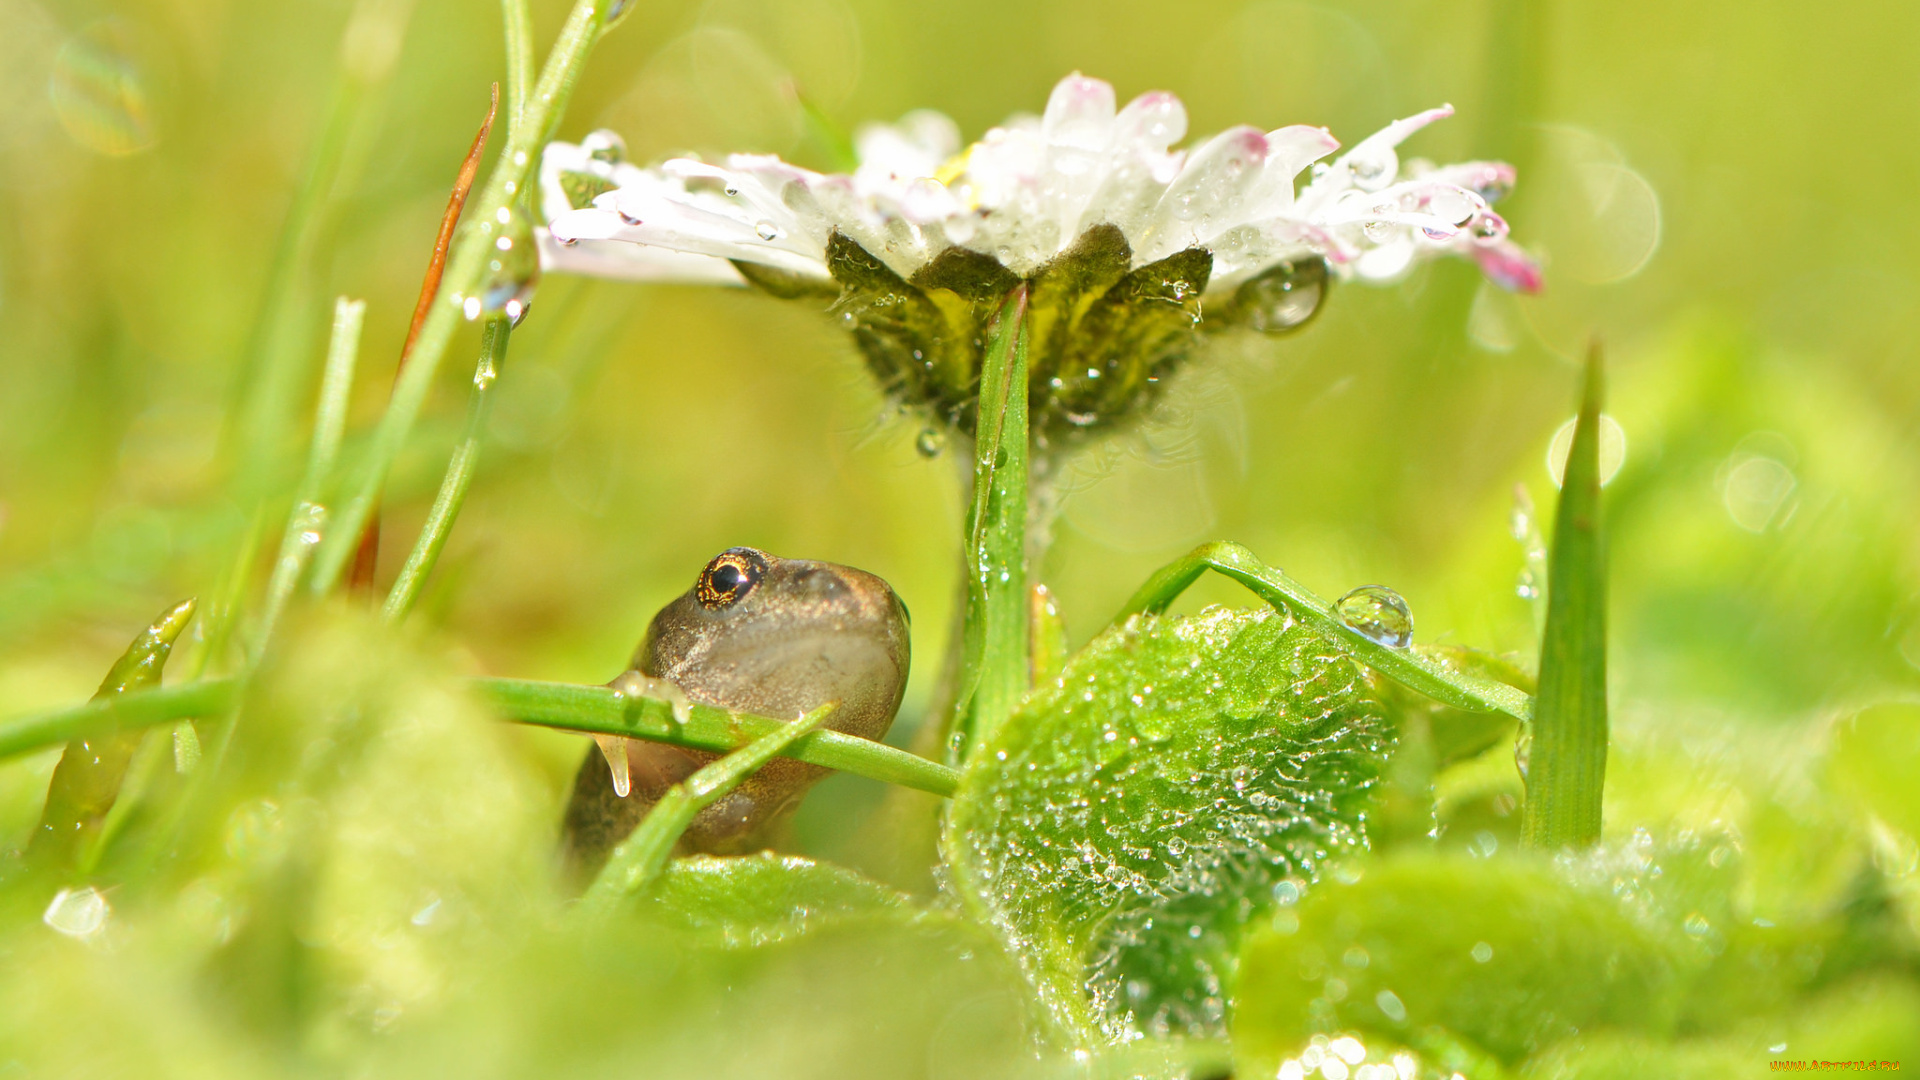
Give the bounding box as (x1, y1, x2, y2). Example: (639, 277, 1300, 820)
(561, 547, 912, 880)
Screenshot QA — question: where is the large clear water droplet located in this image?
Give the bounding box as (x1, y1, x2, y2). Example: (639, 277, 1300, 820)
(754, 221, 781, 241)
(43, 886, 110, 940)
(1332, 585, 1413, 648)
(1233, 257, 1327, 334)
(473, 203, 540, 324)
(915, 427, 946, 458)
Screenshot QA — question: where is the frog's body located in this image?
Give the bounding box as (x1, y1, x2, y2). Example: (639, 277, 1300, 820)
(562, 548, 911, 879)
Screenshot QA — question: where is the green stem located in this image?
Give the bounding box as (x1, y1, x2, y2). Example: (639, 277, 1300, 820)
(580, 706, 831, 912)
(1521, 341, 1608, 850)
(951, 286, 1031, 761)
(26, 600, 196, 876)
(307, 0, 611, 596)
(259, 297, 366, 646)
(0, 677, 960, 799)
(501, 0, 535, 130)
(1114, 541, 1535, 722)
(382, 317, 511, 622)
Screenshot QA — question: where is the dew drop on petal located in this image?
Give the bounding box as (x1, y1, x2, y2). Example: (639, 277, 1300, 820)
(1235, 259, 1326, 334)
(1333, 585, 1413, 649)
(754, 221, 781, 241)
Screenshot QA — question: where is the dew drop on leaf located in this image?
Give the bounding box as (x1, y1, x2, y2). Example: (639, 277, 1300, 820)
(1332, 585, 1413, 649)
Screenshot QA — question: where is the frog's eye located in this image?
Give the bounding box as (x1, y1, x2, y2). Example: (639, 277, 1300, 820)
(696, 548, 767, 610)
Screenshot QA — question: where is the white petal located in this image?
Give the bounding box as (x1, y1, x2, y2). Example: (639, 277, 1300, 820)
(1113, 91, 1187, 153)
(1042, 73, 1117, 151)
(537, 227, 747, 285)
(1136, 126, 1268, 262)
(1238, 125, 1340, 222)
(551, 204, 829, 279)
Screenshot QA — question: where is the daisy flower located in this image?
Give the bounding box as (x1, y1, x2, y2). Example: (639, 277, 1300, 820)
(539, 74, 1538, 448)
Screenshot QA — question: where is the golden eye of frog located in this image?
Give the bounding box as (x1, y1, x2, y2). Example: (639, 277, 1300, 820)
(561, 547, 911, 878)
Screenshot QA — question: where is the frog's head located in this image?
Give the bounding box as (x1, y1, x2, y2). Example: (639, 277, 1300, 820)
(635, 547, 911, 743)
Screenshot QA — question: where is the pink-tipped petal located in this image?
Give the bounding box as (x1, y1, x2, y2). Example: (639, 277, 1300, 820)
(1473, 239, 1544, 293)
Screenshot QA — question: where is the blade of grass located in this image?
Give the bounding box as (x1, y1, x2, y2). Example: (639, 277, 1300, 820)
(383, 316, 512, 621)
(258, 297, 366, 646)
(25, 600, 196, 877)
(347, 85, 500, 593)
(580, 706, 832, 912)
(479, 679, 959, 797)
(309, 0, 614, 597)
(223, 0, 414, 500)
(1522, 340, 1609, 850)
(0, 677, 959, 799)
(950, 285, 1031, 762)
(1113, 541, 1534, 722)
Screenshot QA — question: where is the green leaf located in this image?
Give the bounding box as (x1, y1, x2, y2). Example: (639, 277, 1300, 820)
(1523, 341, 1610, 849)
(641, 852, 926, 947)
(1233, 854, 1682, 1072)
(945, 606, 1391, 1046)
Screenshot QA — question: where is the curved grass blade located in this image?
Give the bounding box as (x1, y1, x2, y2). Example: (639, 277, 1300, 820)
(1113, 541, 1533, 721)
(581, 706, 832, 911)
(26, 599, 196, 876)
(1521, 340, 1609, 850)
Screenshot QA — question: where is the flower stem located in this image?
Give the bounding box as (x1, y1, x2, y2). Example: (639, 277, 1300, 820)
(1521, 341, 1609, 850)
(307, 0, 611, 597)
(501, 0, 534, 128)
(580, 706, 832, 912)
(382, 317, 511, 622)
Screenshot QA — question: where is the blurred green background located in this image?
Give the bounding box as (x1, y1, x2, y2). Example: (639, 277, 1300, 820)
(2, 0, 1918, 849)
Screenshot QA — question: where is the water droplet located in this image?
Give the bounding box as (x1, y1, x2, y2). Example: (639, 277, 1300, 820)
(754, 221, 781, 241)
(1348, 148, 1395, 192)
(914, 427, 946, 458)
(1514, 724, 1531, 778)
(1234, 257, 1327, 334)
(1165, 836, 1188, 856)
(1471, 940, 1494, 963)
(472, 204, 540, 324)
(602, 0, 634, 27)
(43, 886, 110, 940)
(593, 734, 631, 797)
(1332, 585, 1413, 649)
